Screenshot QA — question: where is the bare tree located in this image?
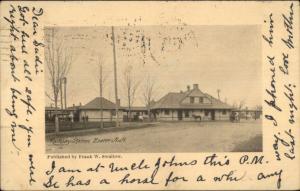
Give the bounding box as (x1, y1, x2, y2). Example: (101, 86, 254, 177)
(94, 55, 109, 128)
(255, 105, 262, 110)
(142, 74, 156, 121)
(238, 100, 246, 110)
(254, 104, 262, 119)
(123, 65, 140, 121)
(45, 28, 73, 133)
(232, 101, 238, 109)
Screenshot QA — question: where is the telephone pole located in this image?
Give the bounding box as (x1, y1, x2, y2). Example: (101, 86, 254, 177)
(99, 59, 104, 128)
(60, 79, 63, 109)
(112, 26, 120, 127)
(217, 89, 221, 100)
(63, 77, 67, 109)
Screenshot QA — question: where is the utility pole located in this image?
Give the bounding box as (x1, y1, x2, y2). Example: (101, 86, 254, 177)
(51, 28, 59, 133)
(217, 89, 221, 100)
(60, 79, 63, 109)
(99, 59, 104, 128)
(112, 26, 120, 127)
(63, 77, 67, 109)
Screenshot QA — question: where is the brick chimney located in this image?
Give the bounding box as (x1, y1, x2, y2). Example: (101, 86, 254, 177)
(193, 84, 199, 90)
(187, 85, 190, 91)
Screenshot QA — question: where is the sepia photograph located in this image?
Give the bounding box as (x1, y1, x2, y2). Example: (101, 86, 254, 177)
(1, 1, 299, 190)
(44, 25, 262, 153)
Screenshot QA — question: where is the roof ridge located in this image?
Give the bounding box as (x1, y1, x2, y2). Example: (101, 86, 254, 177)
(80, 96, 117, 109)
(178, 88, 207, 104)
(205, 93, 230, 106)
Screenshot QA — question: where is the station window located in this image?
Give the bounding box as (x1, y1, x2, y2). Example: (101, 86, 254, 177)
(199, 97, 204, 103)
(190, 97, 194, 103)
(222, 110, 227, 115)
(165, 110, 170, 115)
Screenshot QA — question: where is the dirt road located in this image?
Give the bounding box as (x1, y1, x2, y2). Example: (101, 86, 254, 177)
(46, 120, 262, 153)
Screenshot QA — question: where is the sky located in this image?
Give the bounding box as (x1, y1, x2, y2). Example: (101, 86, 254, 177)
(44, 25, 262, 108)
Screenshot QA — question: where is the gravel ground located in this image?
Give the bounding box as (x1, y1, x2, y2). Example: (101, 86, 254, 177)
(46, 119, 262, 153)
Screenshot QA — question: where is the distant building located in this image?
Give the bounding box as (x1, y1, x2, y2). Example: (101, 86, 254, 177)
(45, 84, 238, 123)
(232, 108, 262, 120)
(123, 106, 148, 121)
(78, 97, 123, 122)
(151, 84, 233, 121)
(45, 104, 81, 122)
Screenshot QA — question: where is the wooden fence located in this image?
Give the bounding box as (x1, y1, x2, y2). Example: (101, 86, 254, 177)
(46, 121, 116, 133)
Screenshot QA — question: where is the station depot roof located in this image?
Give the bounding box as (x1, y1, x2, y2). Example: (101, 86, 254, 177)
(79, 97, 119, 110)
(152, 85, 233, 110)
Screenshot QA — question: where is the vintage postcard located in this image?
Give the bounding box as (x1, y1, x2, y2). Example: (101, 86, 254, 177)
(0, 1, 299, 190)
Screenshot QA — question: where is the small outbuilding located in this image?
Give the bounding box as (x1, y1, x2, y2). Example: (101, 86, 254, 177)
(78, 97, 123, 122)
